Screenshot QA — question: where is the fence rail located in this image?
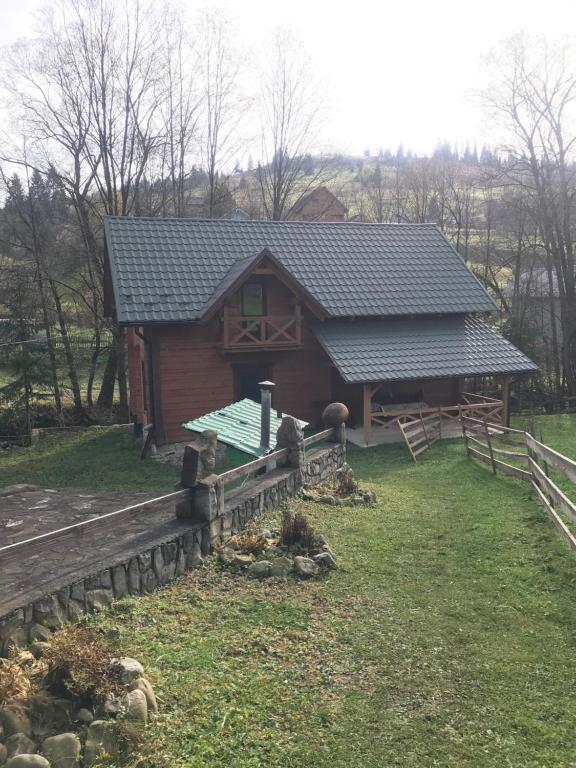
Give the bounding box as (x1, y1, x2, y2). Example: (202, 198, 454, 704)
(463, 415, 576, 552)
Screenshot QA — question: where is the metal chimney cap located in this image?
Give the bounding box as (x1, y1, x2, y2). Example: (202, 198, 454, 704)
(258, 380, 275, 389)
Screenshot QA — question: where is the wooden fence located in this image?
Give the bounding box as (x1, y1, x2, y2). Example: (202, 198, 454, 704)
(462, 415, 576, 552)
(215, 427, 335, 496)
(396, 413, 442, 462)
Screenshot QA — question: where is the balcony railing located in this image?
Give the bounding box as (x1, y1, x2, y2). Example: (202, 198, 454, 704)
(222, 306, 303, 351)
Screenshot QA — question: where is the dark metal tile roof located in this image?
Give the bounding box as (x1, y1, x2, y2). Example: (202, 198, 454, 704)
(104, 217, 497, 324)
(313, 316, 538, 383)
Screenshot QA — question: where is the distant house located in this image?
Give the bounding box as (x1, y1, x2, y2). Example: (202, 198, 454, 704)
(287, 186, 348, 222)
(104, 218, 537, 446)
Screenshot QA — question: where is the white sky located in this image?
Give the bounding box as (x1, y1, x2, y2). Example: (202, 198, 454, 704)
(1, 0, 575, 156)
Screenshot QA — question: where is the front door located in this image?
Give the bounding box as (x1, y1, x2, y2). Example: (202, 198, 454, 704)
(234, 365, 271, 402)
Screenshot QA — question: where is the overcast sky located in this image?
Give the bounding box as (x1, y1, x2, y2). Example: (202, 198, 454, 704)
(2, 0, 575, 157)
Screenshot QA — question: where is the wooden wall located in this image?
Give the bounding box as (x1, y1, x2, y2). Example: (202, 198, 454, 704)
(137, 314, 333, 444)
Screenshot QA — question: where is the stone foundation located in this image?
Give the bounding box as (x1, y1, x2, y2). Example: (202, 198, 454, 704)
(0, 443, 344, 655)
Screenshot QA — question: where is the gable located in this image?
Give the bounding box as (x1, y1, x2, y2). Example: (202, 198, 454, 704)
(104, 217, 497, 325)
(198, 249, 327, 322)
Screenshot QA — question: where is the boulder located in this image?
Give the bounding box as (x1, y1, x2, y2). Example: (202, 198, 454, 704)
(125, 690, 147, 723)
(84, 721, 116, 768)
(313, 551, 337, 569)
(0, 744, 7, 766)
(270, 557, 293, 578)
(110, 657, 144, 683)
(73, 709, 93, 725)
(29, 642, 50, 660)
(128, 678, 158, 713)
(0, 710, 32, 738)
(231, 553, 254, 568)
(42, 734, 81, 768)
(293, 556, 319, 579)
(246, 561, 272, 579)
(27, 625, 51, 643)
(5, 757, 50, 768)
(5, 735, 36, 759)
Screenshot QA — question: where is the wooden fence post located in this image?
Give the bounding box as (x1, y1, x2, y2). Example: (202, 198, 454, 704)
(483, 419, 497, 474)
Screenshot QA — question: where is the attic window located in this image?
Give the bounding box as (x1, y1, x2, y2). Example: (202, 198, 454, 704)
(241, 280, 266, 316)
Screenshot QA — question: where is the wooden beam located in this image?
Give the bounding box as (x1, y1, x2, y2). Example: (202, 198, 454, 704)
(500, 376, 511, 427)
(363, 383, 373, 446)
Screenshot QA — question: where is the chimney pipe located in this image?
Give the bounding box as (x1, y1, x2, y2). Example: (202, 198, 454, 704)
(259, 380, 275, 451)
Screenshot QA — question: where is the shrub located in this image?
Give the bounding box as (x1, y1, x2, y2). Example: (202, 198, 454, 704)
(43, 625, 120, 702)
(279, 508, 319, 550)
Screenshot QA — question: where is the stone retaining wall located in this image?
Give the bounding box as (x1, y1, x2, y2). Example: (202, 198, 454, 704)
(0, 443, 345, 655)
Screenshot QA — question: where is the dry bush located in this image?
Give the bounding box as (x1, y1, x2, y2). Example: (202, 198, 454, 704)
(43, 625, 120, 702)
(231, 531, 270, 554)
(280, 509, 319, 550)
(0, 651, 46, 706)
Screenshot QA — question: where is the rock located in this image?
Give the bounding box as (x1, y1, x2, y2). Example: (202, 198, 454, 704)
(231, 553, 254, 568)
(29, 642, 50, 660)
(125, 690, 147, 723)
(33, 596, 65, 630)
(85, 589, 113, 612)
(27, 625, 51, 643)
(5, 757, 50, 768)
(270, 556, 293, 577)
(0, 744, 7, 766)
(317, 495, 337, 505)
(128, 678, 158, 713)
(293, 556, 319, 578)
(322, 402, 349, 427)
(74, 709, 93, 725)
(314, 551, 337, 569)
(102, 694, 123, 717)
(42, 734, 81, 768)
(5, 735, 36, 759)
(246, 561, 272, 579)
(84, 721, 117, 768)
(0, 710, 32, 738)
(110, 657, 144, 683)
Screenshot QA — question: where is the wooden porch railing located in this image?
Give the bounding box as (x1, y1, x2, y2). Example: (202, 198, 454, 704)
(222, 306, 303, 350)
(370, 393, 504, 432)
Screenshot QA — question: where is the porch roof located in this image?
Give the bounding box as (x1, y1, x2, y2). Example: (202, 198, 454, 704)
(313, 316, 538, 383)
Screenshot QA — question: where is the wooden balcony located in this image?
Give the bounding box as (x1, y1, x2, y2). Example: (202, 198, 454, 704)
(222, 306, 303, 351)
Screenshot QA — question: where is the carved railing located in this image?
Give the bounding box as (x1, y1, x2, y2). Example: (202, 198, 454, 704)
(222, 306, 302, 350)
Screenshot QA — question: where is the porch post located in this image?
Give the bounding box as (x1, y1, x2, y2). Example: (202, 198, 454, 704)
(363, 383, 373, 446)
(500, 376, 511, 427)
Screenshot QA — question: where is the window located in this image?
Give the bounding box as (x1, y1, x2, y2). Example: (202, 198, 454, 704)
(241, 281, 266, 316)
(234, 365, 271, 402)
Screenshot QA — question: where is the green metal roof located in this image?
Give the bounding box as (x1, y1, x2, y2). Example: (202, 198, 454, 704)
(104, 217, 497, 324)
(313, 315, 537, 383)
(182, 399, 308, 457)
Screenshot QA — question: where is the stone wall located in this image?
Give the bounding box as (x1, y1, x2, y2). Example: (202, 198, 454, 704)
(0, 443, 345, 656)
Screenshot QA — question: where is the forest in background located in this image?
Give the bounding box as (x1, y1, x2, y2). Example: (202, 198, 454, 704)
(0, 0, 575, 440)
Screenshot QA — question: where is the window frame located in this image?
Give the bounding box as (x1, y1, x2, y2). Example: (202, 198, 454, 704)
(240, 279, 267, 316)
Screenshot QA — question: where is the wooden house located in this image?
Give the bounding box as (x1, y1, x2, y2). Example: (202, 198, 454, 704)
(286, 186, 348, 222)
(104, 218, 537, 446)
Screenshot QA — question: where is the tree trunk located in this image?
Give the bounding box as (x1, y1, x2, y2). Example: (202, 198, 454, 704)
(48, 278, 83, 413)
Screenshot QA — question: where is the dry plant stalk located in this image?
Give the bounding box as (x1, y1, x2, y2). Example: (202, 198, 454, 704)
(43, 625, 120, 701)
(280, 509, 319, 550)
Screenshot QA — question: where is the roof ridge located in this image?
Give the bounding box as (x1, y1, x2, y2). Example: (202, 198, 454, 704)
(103, 215, 439, 228)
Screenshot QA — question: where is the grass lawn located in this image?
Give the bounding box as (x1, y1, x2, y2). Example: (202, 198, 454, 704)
(0, 427, 179, 492)
(70, 416, 576, 768)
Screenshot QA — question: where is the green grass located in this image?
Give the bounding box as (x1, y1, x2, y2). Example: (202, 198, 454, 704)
(77, 422, 576, 768)
(0, 427, 178, 491)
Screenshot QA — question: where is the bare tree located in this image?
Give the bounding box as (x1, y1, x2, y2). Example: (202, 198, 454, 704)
(197, 10, 243, 218)
(482, 34, 576, 396)
(256, 29, 329, 220)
